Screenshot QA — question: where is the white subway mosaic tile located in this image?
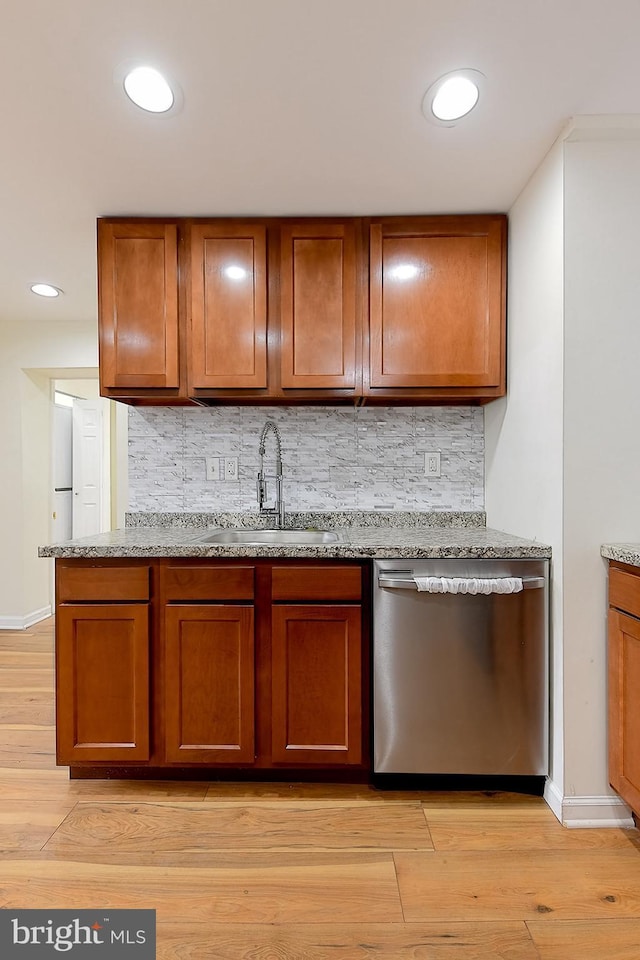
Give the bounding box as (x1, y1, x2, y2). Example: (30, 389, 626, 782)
(127, 405, 484, 513)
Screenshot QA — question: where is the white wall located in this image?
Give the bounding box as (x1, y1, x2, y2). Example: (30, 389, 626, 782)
(562, 134, 640, 801)
(485, 139, 565, 793)
(0, 321, 98, 627)
(487, 123, 640, 826)
(20, 371, 53, 625)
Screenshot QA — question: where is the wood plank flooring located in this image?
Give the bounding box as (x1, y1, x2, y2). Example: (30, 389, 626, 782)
(2, 617, 640, 958)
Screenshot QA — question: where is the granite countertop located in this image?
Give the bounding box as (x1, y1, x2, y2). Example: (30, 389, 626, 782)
(39, 511, 551, 560)
(601, 544, 640, 568)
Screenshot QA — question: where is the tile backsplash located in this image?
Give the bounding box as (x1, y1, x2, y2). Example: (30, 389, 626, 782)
(127, 406, 484, 513)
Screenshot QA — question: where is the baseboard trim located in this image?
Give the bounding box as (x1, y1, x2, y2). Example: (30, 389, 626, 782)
(0, 605, 52, 631)
(544, 778, 564, 823)
(544, 778, 634, 828)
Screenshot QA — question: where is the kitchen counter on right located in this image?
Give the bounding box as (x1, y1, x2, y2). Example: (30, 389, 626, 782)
(601, 544, 640, 568)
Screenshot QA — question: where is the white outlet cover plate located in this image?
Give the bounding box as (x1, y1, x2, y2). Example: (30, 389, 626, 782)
(425, 452, 441, 477)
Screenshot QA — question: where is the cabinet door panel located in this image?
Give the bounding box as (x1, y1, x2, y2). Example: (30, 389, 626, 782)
(369, 216, 505, 390)
(98, 222, 179, 388)
(56, 604, 150, 763)
(271, 605, 362, 765)
(164, 605, 255, 763)
(190, 223, 267, 389)
(280, 222, 358, 389)
(609, 609, 640, 813)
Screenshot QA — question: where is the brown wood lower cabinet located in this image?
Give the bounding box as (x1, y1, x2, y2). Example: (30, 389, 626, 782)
(56, 602, 150, 764)
(55, 558, 368, 775)
(271, 605, 362, 765)
(163, 604, 255, 763)
(608, 562, 640, 815)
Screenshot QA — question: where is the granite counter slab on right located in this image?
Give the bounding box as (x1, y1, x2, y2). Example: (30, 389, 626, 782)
(602, 544, 640, 568)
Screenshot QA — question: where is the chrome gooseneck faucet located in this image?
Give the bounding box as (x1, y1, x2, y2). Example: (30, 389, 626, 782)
(257, 419, 285, 528)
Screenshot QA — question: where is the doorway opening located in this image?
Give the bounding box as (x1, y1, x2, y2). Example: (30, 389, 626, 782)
(52, 382, 112, 542)
(49, 374, 128, 600)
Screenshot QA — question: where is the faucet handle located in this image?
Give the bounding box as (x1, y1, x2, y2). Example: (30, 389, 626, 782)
(257, 476, 267, 507)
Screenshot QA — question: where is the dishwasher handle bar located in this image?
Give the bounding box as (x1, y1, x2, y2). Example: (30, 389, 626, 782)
(378, 575, 546, 590)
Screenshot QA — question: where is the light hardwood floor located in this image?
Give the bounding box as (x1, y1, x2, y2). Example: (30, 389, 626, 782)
(1, 617, 640, 959)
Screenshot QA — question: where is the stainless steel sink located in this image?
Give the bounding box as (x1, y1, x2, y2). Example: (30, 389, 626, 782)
(197, 528, 343, 545)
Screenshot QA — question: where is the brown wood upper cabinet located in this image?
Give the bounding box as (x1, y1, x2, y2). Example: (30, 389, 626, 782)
(97, 214, 506, 404)
(188, 218, 361, 400)
(366, 214, 506, 401)
(279, 220, 359, 393)
(189, 222, 268, 393)
(98, 221, 184, 401)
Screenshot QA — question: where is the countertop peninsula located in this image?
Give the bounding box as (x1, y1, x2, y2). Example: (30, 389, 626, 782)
(39, 511, 551, 560)
(601, 544, 640, 568)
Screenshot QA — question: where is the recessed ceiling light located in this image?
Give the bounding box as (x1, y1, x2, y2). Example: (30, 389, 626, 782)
(432, 77, 478, 121)
(422, 69, 485, 127)
(31, 283, 62, 298)
(123, 66, 174, 113)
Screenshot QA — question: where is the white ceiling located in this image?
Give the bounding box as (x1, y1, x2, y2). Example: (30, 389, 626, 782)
(2, 0, 640, 328)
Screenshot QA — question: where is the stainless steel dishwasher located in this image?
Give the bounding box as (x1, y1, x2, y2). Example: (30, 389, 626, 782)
(373, 558, 549, 776)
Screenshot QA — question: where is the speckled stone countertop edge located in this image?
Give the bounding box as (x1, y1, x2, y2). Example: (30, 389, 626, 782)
(39, 523, 552, 560)
(124, 510, 487, 530)
(39, 544, 552, 560)
(601, 544, 640, 568)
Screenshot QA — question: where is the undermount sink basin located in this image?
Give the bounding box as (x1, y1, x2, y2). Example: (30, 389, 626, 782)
(197, 528, 343, 545)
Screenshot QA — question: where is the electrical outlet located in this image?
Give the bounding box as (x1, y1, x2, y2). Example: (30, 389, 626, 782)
(424, 452, 441, 477)
(224, 456, 239, 481)
(205, 457, 221, 481)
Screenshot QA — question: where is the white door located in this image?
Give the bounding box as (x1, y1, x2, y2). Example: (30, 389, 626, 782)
(72, 399, 103, 538)
(52, 404, 73, 543)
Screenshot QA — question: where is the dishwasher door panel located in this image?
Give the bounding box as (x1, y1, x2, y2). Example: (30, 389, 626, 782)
(373, 559, 549, 775)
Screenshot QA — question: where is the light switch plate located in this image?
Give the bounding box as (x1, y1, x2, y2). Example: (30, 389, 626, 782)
(205, 457, 221, 481)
